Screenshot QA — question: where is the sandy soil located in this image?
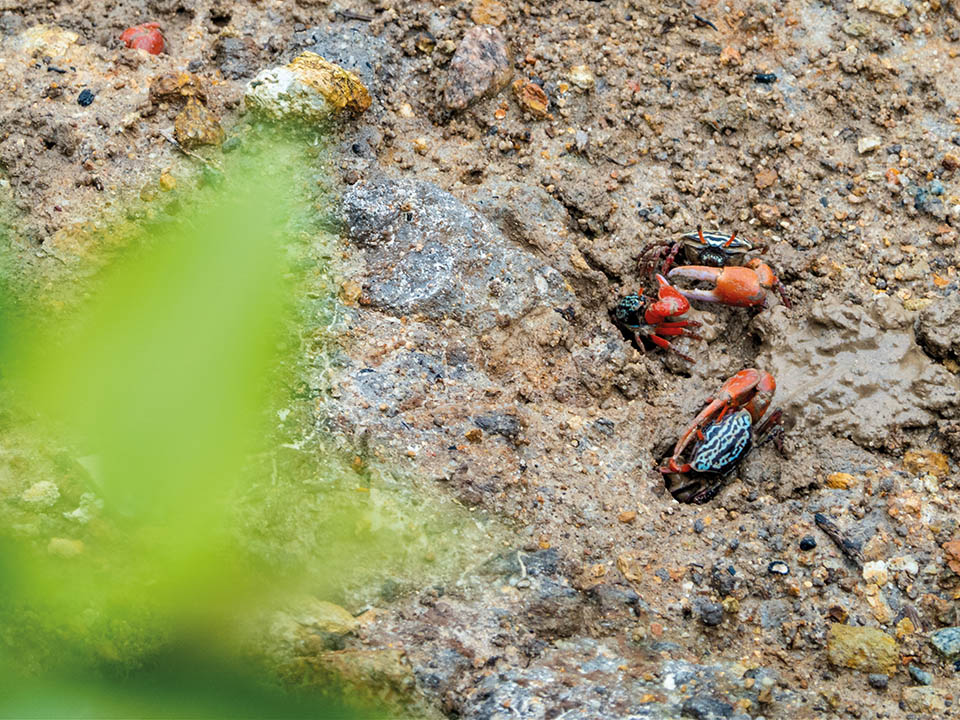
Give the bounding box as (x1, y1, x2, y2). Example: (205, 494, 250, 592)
(2, 0, 960, 717)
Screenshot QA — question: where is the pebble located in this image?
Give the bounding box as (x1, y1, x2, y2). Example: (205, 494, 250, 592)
(826, 623, 898, 674)
(753, 203, 781, 226)
(149, 71, 207, 107)
(943, 153, 960, 171)
(19, 25, 78, 58)
(567, 65, 595, 90)
(867, 673, 888, 690)
(858, 0, 908, 18)
(930, 626, 960, 659)
(944, 540, 960, 574)
(245, 52, 371, 122)
(754, 168, 778, 189)
(173, 98, 224, 149)
(213, 35, 261, 80)
(901, 687, 947, 714)
(767, 561, 789, 575)
(158, 171, 176, 191)
(120, 22, 165, 55)
(907, 664, 933, 685)
(512, 78, 549, 118)
(826, 472, 856, 489)
(470, 0, 507, 26)
(862, 560, 888, 586)
(903, 450, 949, 477)
(799, 536, 817, 551)
(887, 555, 918, 575)
(858, 136, 883, 154)
(443, 26, 513, 110)
(842, 20, 872, 37)
(77, 89, 95, 107)
(696, 599, 724, 626)
(21, 480, 60, 507)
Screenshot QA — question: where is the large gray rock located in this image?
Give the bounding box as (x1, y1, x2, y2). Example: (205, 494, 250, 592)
(916, 294, 960, 362)
(293, 24, 395, 93)
(342, 175, 576, 331)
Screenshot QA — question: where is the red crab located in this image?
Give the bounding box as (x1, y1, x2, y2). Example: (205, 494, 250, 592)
(611, 274, 702, 363)
(660, 368, 783, 503)
(121, 23, 165, 55)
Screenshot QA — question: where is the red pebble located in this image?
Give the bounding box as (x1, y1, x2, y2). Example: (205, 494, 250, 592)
(120, 22, 165, 55)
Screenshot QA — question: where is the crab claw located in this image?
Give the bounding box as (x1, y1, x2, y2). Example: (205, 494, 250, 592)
(643, 274, 691, 324)
(667, 265, 767, 307)
(746, 258, 792, 308)
(671, 369, 774, 458)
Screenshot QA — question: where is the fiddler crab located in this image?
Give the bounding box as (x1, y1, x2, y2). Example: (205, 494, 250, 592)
(659, 368, 783, 503)
(640, 226, 791, 309)
(611, 274, 702, 363)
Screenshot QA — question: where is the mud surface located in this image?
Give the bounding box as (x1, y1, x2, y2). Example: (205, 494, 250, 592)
(3, 0, 960, 718)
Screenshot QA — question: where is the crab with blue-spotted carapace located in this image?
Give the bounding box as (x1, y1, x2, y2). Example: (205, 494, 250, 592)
(660, 368, 783, 503)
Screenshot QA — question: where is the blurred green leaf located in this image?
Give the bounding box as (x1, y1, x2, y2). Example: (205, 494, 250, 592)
(0, 129, 500, 718)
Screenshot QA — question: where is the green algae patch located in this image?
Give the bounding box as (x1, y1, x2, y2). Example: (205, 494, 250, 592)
(0, 128, 502, 717)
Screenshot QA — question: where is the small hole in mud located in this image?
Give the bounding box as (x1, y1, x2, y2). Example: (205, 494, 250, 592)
(655, 445, 720, 505)
(210, 11, 231, 27)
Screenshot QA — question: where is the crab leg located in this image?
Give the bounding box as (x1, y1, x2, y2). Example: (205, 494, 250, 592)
(660, 242, 683, 275)
(648, 334, 695, 363)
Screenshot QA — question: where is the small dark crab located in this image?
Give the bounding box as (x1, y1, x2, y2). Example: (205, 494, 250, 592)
(612, 274, 702, 363)
(641, 226, 791, 309)
(639, 226, 763, 275)
(659, 368, 784, 503)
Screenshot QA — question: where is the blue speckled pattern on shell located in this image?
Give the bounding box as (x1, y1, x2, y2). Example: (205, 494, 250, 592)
(691, 409, 753, 474)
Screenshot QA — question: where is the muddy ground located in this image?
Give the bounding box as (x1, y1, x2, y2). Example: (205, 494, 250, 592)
(2, 0, 960, 717)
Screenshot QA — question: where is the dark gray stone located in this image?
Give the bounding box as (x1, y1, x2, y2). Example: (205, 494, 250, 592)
(213, 35, 261, 79)
(474, 412, 521, 439)
(868, 673, 889, 690)
(695, 599, 724, 627)
(342, 176, 576, 331)
(680, 694, 734, 720)
(908, 664, 933, 685)
(292, 25, 394, 93)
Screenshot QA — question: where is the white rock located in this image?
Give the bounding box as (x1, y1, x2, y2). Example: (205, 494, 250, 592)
(856, 0, 908, 18)
(863, 560, 889, 586)
(245, 52, 370, 123)
(22, 480, 60, 507)
(858, 136, 883, 154)
(888, 555, 919, 575)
